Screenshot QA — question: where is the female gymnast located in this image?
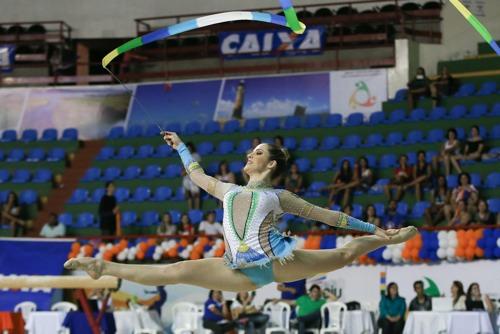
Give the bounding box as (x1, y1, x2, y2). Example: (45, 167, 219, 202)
(65, 132, 417, 291)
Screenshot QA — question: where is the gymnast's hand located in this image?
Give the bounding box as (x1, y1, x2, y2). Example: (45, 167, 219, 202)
(162, 131, 182, 150)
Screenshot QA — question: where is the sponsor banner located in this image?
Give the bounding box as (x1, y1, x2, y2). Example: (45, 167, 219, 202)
(219, 26, 325, 59)
(0, 45, 15, 73)
(330, 69, 388, 118)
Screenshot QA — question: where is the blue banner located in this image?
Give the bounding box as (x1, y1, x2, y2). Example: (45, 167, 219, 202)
(219, 26, 325, 59)
(0, 238, 72, 311)
(0, 45, 16, 73)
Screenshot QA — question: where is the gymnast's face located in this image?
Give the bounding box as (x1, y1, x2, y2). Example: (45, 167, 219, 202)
(244, 144, 276, 177)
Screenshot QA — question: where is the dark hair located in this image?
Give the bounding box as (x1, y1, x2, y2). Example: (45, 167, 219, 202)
(340, 159, 353, 179)
(452, 281, 465, 305)
(208, 290, 215, 299)
(274, 135, 284, 146)
(458, 172, 471, 185)
(236, 291, 249, 304)
(180, 213, 191, 225)
(471, 125, 480, 133)
(309, 284, 321, 292)
(413, 280, 424, 290)
(7, 191, 19, 206)
(186, 142, 197, 153)
(363, 204, 377, 220)
(105, 181, 114, 189)
(266, 143, 289, 178)
(162, 212, 171, 220)
(358, 156, 369, 168)
(466, 282, 479, 302)
(386, 282, 399, 298)
(342, 204, 353, 213)
(446, 128, 457, 139)
(416, 67, 426, 76)
(50, 212, 58, 219)
(417, 150, 426, 157)
(218, 160, 229, 175)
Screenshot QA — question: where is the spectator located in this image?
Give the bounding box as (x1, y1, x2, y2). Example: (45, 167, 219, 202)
(473, 200, 497, 225)
(408, 280, 432, 311)
(186, 142, 202, 162)
(448, 200, 473, 226)
(231, 291, 269, 334)
(424, 175, 451, 226)
(277, 279, 306, 302)
(136, 286, 167, 318)
(326, 159, 354, 207)
(157, 212, 177, 235)
(465, 282, 493, 312)
(295, 285, 336, 334)
(384, 155, 412, 202)
(383, 200, 405, 229)
(179, 213, 194, 235)
(364, 204, 381, 227)
(407, 67, 430, 110)
(378, 282, 406, 334)
(354, 156, 375, 192)
(215, 161, 236, 184)
(433, 128, 462, 176)
(203, 290, 237, 334)
(451, 281, 466, 311)
(199, 211, 224, 236)
(40, 212, 66, 238)
(52, 173, 64, 189)
(460, 125, 485, 162)
(404, 151, 431, 202)
(285, 163, 304, 194)
(182, 143, 201, 210)
(1, 191, 24, 237)
(342, 204, 353, 217)
(430, 66, 456, 107)
(98, 182, 118, 236)
(274, 135, 284, 149)
(445, 172, 479, 225)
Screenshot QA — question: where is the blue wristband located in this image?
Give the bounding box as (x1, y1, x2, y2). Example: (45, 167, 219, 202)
(338, 213, 376, 233)
(177, 143, 201, 173)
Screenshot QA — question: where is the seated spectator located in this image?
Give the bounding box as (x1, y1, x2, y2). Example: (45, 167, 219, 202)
(136, 286, 167, 318)
(430, 66, 456, 107)
(231, 291, 269, 334)
(473, 200, 497, 225)
(285, 163, 304, 194)
(203, 290, 237, 334)
(364, 204, 381, 227)
(378, 282, 406, 334)
(199, 211, 224, 236)
(295, 285, 336, 334)
(182, 142, 201, 210)
(274, 135, 284, 149)
(342, 204, 353, 217)
(404, 151, 431, 202)
(99, 181, 119, 236)
(451, 281, 466, 311)
(433, 128, 462, 176)
(445, 172, 479, 225)
(409, 280, 432, 311)
(460, 125, 485, 162)
(465, 282, 493, 312)
(354, 156, 375, 192)
(383, 200, 405, 229)
(326, 159, 354, 207)
(40, 212, 66, 238)
(384, 155, 413, 202)
(179, 213, 194, 235)
(1, 191, 24, 237)
(157, 212, 177, 235)
(407, 67, 430, 110)
(424, 175, 451, 226)
(448, 200, 473, 226)
(215, 161, 236, 184)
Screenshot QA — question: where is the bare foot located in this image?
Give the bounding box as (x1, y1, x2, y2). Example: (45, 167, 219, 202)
(64, 257, 104, 280)
(384, 226, 418, 244)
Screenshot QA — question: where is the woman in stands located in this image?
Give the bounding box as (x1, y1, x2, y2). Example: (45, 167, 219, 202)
(465, 282, 493, 312)
(460, 125, 485, 162)
(1, 191, 24, 237)
(433, 128, 462, 176)
(66, 132, 417, 292)
(326, 159, 355, 207)
(451, 281, 466, 310)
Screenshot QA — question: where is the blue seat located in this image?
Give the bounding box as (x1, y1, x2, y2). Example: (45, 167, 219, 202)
(90, 188, 105, 203)
(407, 152, 417, 165)
(41, 128, 58, 141)
(342, 135, 362, 149)
(188, 209, 204, 224)
(369, 111, 385, 125)
(425, 151, 438, 163)
(242, 119, 260, 132)
(284, 137, 297, 150)
(454, 83, 475, 97)
(125, 125, 143, 138)
(154, 144, 173, 158)
(406, 130, 424, 144)
(284, 116, 301, 130)
(1, 129, 17, 142)
(165, 122, 182, 134)
(107, 126, 124, 139)
(299, 137, 319, 151)
(115, 187, 130, 202)
(12, 169, 30, 183)
(364, 133, 383, 147)
(184, 121, 202, 135)
(386, 132, 404, 146)
(490, 103, 500, 117)
(82, 167, 101, 182)
(396, 202, 408, 216)
(168, 210, 181, 224)
(121, 166, 141, 180)
(325, 114, 342, 128)
(364, 154, 377, 168)
(214, 208, 224, 222)
(485, 173, 500, 188)
(26, 148, 45, 162)
(59, 213, 73, 226)
(427, 129, 444, 143)
(236, 139, 252, 154)
(164, 164, 182, 178)
(455, 127, 466, 140)
(345, 112, 364, 126)
(152, 186, 173, 201)
(7, 149, 24, 162)
(144, 124, 161, 137)
(121, 211, 137, 227)
(411, 201, 430, 218)
(197, 142, 214, 155)
(312, 157, 333, 172)
(306, 181, 327, 197)
(386, 109, 406, 124)
(116, 146, 135, 160)
(409, 108, 426, 121)
(222, 120, 240, 134)
(295, 158, 311, 172)
(229, 161, 245, 174)
(102, 167, 121, 181)
(467, 103, 488, 118)
(374, 203, 385, 217)
(470, 173, 481, 187)
(47, 148, 65, 162)
(476, 81, 496, 96)
(77, 213, 94, 227)
(68, 188, 89, 204)
(320, 136, 340, 150)
(135, 144, 154, 158)
(142, 165, 161, 179)
(202, 121, 220, 135)
(21, 129, 37, 142)
(487, 198, 500, 213)
(141, 211, 159, 226)
(62, 128, 78, 141)
(96, 147, 114, 161)
(304, 114, 321, 128)
(428, 107, 446, 120)
(352, 204, 363, 219)
(446, 175, 458, 189)
(0, 149, 4, 161)
(393, 89, 407, 102)
(130, 187, 151, 202)
(263, 118, 280, 131)
(206, 162, 219, 175)
(0, 169, 9, 183)
(491, 125, 500, 140)
(33, 169, 52, 183)
(379, 154, 397, 168)
(217, 141, 234, 155)
(0, 191, 9, 203)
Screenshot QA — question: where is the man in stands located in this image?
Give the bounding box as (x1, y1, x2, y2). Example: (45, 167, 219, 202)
(294, 285, 336, 334)
(407, 67, 430, 110)
(199, 211, 224, 236)
(99, 181, 119, 236)
(40, 212, 66, 238)
(408, 280, 432, 311)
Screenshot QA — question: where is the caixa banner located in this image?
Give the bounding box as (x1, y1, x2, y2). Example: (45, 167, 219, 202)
(219, 26, 325, 59)
(0, 45, 16, 73)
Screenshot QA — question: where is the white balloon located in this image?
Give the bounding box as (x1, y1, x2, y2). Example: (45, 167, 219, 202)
(296, 238, 305, 249)
(154, 246, 163, 254)
(447, 230, 457, 240)
(161, 241, 169, 249)
(446, 254, 456, 261)
(497, 238, 500, 248)
(344, 235, 353, 244)
(127, 252, 135, 261)
(437, 248, 446, 259)
(76, 253, 84, 259)
(99, 245, 106, 252)
(382, 248, 392, 260)
(186, 245, 193, 251)
(106, 243, 113, 250)
(437, 231, 447, 240)
(95, 252, 103, 260)
(393, 255, 402, 263)
(336, 236, 344, 248)
(153, 253, 161, 261)
(438, 239, 448, 248)
(117, 252, 126, 262)
(448, 238, 457, 247)
(392, 248, 402, 259)
(446, 247, 456, 257)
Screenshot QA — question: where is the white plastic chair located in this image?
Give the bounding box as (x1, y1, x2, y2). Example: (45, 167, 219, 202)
(13, 301, 37, 322)
(128, 301, 161, 334)
(319, 302, 347, 334)
(294, 306, 319, 334)
(171, 302, 201, 334)
(264, 301, 291, 334)
(51, 301, 78, 312)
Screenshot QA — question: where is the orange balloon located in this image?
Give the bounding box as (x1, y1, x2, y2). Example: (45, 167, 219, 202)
(411, 248, 419, 259)
(199, 237, 209, 246)
(475, 248, 484, 258)
(103, 251, 113, 261)
(71, 242, 81, 252)
(405, 239, 414, 249)
(83, 245, 94, 257)
(402, 249, 411, 260)
(458, 238, 468, 248)
(214, 248, 224, 257)
(465, 230, 475, 239)
(180, 239, 189, 247)
(465, 247, 475, 260)
(455, 247, 465, 258)
(147, 238, 157, 247)
(190, 251, 202, 260)
(468, 238, 477, 248)
(167, 248, 178, 258)
(474, 229, 483, 239)
(136, 251, 145, 260)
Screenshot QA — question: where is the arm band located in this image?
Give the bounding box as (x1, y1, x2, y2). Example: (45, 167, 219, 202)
(337, 213, 376, 234)
(177, 143, 202, 174)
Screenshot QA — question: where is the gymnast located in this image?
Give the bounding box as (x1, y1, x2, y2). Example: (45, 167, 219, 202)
(65, 132, 417, 291)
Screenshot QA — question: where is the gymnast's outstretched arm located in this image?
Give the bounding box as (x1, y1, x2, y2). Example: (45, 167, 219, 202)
(162, 131, 234, 200)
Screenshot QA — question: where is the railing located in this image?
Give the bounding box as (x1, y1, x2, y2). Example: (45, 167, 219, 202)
(0, 20, 72, 44)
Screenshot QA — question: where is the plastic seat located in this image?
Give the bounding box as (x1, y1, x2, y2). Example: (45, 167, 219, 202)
(165, 122, 182, 134)
(299, 137, 319, 151)
(229, 161, 245, 174)
(446, 175, 458, 189)
(427, 129, 445, 143)
(337, 157, 355, 169)
(407, 152, 417, 165)
(130, 186, 151, 202)
(96, 147, 114, 161)
(197, 142, 214, 155)
(364, 133, 384, 147)
(0, 169, 9, 183)
(1, 129, 17, 142)
(116, 145, 135, 160)
(352, 204, 363, 219)
(62, 128, 78, 141)
(306, 181, 327, 198)
(91, 188, 105, 203)
(142, 165, 161, 179)
(202, 121, 220, 135)
(345, 112, 364, 126)
(217, 141, 234, 155)
(115, 187, 130, 202)
(82, 167, 101, 182)
(68, 188, 89, 204)
(7, 148, 24, 162)
(184, 121, 201, 135)
(14, 301, 37, 322)
(365, 154, 377, 168)
(425, 151, 437, 164)
(411, 201, 431, 218)
(385, 109, 406, 124)
(490, 103, 500, 117)
(206, 162, 218, 175)
(320, 136, 340, 150)
(476, 81, 496, 96)
(144, 124, 161, 137)
(242, 119, 260, 132)
(59, 213, 72, 226)
(374, 203, 385, 217)
(135, 144, 154, 158)
(222, 120, 240, 133)
(19, 190, 37, 205)
(467, 103, 488, 118)
(342, 135, 362, 149)
(169, 210, 182, 224)
(283, 116, 301, 130)
(409, 108, 426, 121)
(312, 157, 333, 172)
(487, 199, 500, 213)
(0, 149, 5, 162)
(21, 129, 37, 142)
(152, 186, 173, 201)
(263, 117, 280, 131)
(12, 169, 30, 183)
(77, 212, 94, 227)
(283, 137, 297, 150)
(236, 139, 252, 154)
(108, 126, 124, 139)
(469, 173, 481, 187)
(325, 114, 342, 128)
(154, 144, 173, 158)
(304, 114, 321, 128)
(141, 211, 159, 226)
(121, 211, 137, 227)
(26, 148, 45, 162)
(188, 209, 204, 224)
(386, 132, 404, 146)
(295, 158, 311, 172)
(369, 111, 385, 125)
(121, 166, 141, 180)
(46, 148, 65, 162)
(164, 164, 182, 178)
(428, 107, 446, 120)
(406, 130, 424, 144)
(454, 83, 475, 97)
(33, 169, 53, 183)
(396, 202, 408, 216)
(101, 167, 121, 181)
(393, 89, 407, 102)
(41, 128, 58, 141)
(379, 154, 397, 168)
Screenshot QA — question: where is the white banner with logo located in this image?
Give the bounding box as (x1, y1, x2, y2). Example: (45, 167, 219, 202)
(330, 69, 388, 118)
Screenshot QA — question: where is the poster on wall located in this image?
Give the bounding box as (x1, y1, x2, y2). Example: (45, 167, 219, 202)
(214, 72, 330, 121)
(330, 69, 388, 118)
(0, 45, 16, 73)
